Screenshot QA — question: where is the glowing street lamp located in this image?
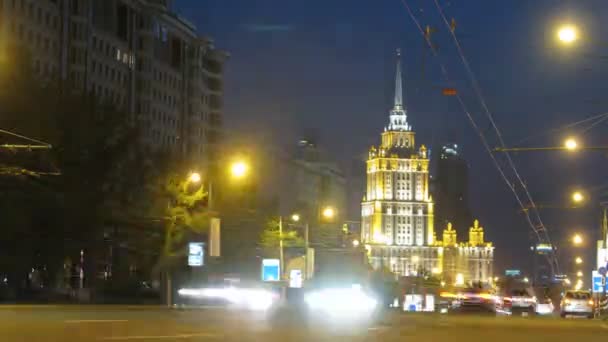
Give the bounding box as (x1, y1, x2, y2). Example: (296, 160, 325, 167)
(291, 214, 300, 222)
(577, 271, 583, 277)
(564, 138, 578, 151)
(573, 234, 583, 246)
(572, 191, 584, 203)
(189, 172, 201, 183)
(523, 277, 530, 283)
(557, 25, 578, 44)
(575, 257, 583, 264)
(322, 206, 335, 219)
(352, 239, 360, 247)
(230, 161, 248, 179)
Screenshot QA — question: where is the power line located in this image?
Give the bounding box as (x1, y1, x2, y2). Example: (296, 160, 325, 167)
(0, 128, 52, 149)
(430, 0, 558, 272)
(398, 0, 556, 272)
(579, 113, 608, 134)
(513, 112, 608, 146)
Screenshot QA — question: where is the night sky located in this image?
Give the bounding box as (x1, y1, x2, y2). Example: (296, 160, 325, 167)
(174, 0, 608, 275)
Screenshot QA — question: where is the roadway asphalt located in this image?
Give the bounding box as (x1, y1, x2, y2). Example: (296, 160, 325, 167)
(0, 305, 607, 341)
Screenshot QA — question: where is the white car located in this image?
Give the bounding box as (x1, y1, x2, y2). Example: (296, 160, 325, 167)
(505, 288, 537, 315)
(560, 291, 594, 318)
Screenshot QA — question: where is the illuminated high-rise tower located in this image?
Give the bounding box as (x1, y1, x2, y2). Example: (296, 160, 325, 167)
(361, 49, 438, 276)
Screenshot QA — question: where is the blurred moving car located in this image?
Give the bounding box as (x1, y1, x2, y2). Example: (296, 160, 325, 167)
(535, 294, 555, 315)
(504, 288, 537, 316)
(560, 290, 594, 318)
(449, 286, 498, 314)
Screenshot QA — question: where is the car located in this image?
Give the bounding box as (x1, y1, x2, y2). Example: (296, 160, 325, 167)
(560, 291, 594, 318)
(450, 286, 498, 314)
(504, 288, 537, 316)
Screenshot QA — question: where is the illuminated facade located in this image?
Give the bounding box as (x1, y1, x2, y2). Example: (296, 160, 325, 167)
(0, 0, 227, 160)
(362, 49, 438, 276)
(361, 50, 494, 282)
(440, 220, 494, 284)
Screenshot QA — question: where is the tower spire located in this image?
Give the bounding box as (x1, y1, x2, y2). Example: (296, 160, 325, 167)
(386, 48, 410, 131)
(394, 48, 403, 110)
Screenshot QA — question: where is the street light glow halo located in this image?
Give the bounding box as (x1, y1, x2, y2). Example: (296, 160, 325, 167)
(572, 191, 584, 203)
(230, 161, 248, 179)
(322, 206, 335, 219)
(557, 25, 578, 43)
(564, 138, 578, 151)
(189, 172, 201, 183)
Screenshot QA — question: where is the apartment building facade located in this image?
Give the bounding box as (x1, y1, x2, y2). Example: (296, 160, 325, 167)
(0, 0, 227, 161)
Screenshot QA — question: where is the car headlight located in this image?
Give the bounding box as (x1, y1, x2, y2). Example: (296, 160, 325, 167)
(305, 287, 377, 315)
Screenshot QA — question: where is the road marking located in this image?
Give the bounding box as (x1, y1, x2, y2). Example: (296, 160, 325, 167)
(65, 320, 129, 324)
(100, 333, 221, 340)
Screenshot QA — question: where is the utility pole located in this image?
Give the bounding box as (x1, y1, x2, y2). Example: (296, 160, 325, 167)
(279, 216, 284, 280)
(304, 222, 309, 280)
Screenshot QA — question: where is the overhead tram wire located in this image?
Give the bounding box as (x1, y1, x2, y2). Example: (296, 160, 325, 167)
(0, 128, 52, 149)
(579, 113, 608, 134)
(431, 0, 558, 271)
(512, 112, 608, 146)
(398, 0, 553, 269)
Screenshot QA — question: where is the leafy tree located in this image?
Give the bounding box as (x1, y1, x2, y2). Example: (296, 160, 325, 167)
(259, 217, 305, 257)
(0, 40, 152, 292)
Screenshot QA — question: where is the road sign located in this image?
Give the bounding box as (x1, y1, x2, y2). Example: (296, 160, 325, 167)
(599, 267, 607, 276)
(505, 269, 521, 277)
(188, 242, 204, 267)
(592, 271, 604, 293)
(262, 259, 280, 282)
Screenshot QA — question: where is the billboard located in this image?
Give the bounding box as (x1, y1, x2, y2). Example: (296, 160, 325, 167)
(262, 259, 280, 281)
(535, 244, 553, 254)
(592, 270, 604, 293)
(505, 269, 521, 277)
(188, 242, 204, 267)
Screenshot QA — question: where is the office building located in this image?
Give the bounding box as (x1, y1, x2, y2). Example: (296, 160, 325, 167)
(434, 143, 473, 238)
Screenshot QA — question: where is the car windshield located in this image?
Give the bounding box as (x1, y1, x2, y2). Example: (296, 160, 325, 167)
(565, 292, 591, 300)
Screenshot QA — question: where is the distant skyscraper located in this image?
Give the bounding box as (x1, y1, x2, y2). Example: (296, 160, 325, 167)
(361, 49, 438, 276)
(361, 50, 494, 283)
(435, 143, 473, 237)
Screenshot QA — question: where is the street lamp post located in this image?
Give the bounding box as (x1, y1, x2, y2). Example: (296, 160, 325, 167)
(164, 160, 249, 307)
(279, 216, 284, 281)
(165, 172, 202, 307)
(287, 213, 310, 281)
